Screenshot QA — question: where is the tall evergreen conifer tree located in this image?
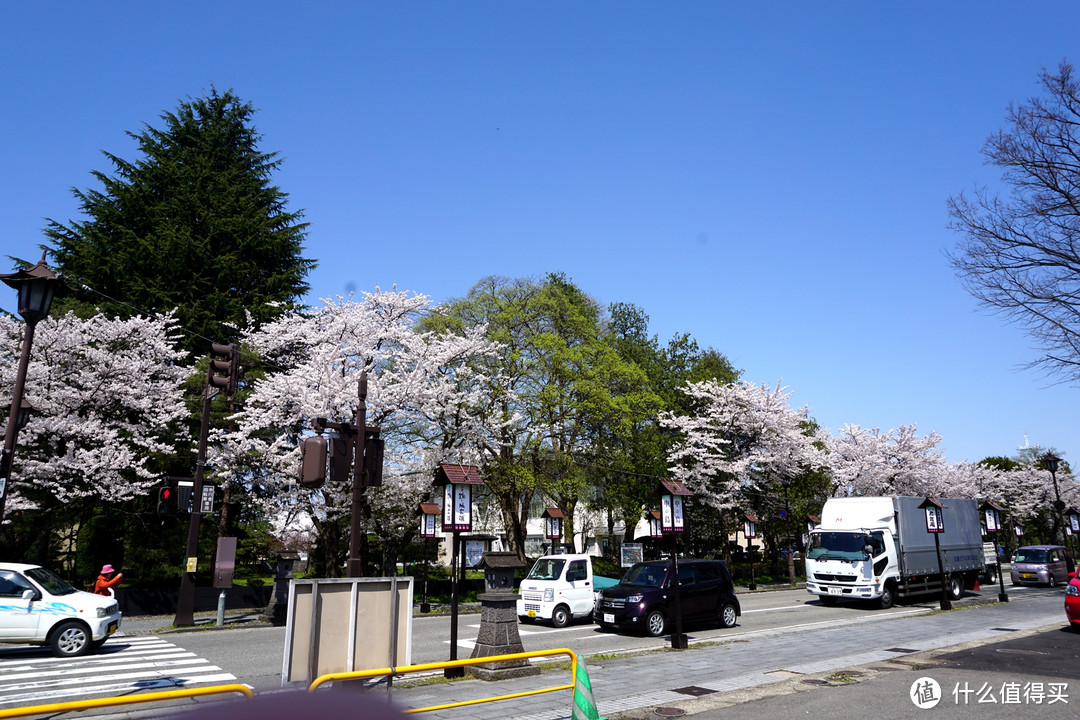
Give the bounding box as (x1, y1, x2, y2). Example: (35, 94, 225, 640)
(44, 89, 314, 355)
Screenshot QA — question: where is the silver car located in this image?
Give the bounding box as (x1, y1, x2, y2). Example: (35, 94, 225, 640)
(1010, 545, 1069, 587)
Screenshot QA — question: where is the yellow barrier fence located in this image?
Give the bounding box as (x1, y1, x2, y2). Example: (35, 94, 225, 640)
(0, 683, 255, 719)
(308, 647, 579, 715)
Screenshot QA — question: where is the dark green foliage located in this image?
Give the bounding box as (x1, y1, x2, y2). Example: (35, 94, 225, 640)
(45, 88, 315, 355)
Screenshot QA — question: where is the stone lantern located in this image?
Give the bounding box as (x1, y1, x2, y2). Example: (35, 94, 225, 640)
(468, 551, 539, 680)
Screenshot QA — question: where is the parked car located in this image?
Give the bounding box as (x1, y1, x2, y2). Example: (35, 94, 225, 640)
(1066, 572, 1080, 629)
(1010, 545, 1069, 587)
(0, 562, 122, 657)
(593, 559, 740, 637)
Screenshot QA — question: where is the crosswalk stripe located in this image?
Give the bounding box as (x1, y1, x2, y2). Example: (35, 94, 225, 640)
(0, 673, 241, 706)
(0, 635, 236, 707)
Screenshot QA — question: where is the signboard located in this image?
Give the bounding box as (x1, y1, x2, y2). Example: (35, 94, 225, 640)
(464, 539, 485, 567)
(924, 506, 944, 533)
(660, 495, 685, 533)
(621, 542, 643, 567)
(1071, 514, 1080, 534)
(201, 484, 215, 513)
(984, 509, 999, 533)
(186, 557, 198, 572)
(744, 519, 756, 539)
(442, 483, 472, 532)
(420, 512, 437, 538)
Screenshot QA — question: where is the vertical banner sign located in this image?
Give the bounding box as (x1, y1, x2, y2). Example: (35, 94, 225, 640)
(744, 519, 756, 539)
(672, 496, 685, 532)
(661, 495, 673, 531)
(984, 509, 998, 533)
(421, 512, 436, 537)
(1071, 514, 1080, 534)
(925, 506, 944, 533)
(454, 484, 471, 530)
(442, 484, 454, 531)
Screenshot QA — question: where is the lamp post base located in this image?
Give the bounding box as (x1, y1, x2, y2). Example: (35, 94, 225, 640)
(670, 633, 688, 650)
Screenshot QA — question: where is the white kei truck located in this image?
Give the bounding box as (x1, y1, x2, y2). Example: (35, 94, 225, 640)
(805, 496, 995, 609)
(516, 553, 617, 628)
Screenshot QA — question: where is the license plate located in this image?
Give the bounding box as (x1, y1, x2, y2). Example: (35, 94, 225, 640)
(604, 613, 615, 624)
(107, 621, 118, 636)
(827, 587, 843, 595)
(1021, 573, 1035, 580)
(527, 610, 536, 618)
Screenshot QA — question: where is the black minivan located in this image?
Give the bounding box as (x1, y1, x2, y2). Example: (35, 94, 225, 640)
(593, 559, 740, 636)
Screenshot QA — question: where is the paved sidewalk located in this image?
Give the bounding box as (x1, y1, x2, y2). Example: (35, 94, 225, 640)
(381, 592, 1071, 719)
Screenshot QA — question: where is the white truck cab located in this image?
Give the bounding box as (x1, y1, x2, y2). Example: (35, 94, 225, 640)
(0, 562, 122, 657)
(517, 553, 596, 627)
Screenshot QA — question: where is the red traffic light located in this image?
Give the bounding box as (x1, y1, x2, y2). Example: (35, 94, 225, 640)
(157, 486, 175, 515)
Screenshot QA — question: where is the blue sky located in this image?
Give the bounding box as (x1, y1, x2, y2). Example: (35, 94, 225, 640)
(3, 3, 1079, 465)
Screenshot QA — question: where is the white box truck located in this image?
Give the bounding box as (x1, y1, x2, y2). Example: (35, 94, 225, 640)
(805, 496, 994, 609)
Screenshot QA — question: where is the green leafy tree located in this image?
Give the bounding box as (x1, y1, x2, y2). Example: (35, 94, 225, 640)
(44, 88, 315, 355)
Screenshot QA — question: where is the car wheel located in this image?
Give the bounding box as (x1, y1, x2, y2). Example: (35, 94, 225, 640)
(719, 603, 738, 628)
(50, 621, 92, 658)
(820, 595, 838, 606)
(519, 616, 536, 624)
(1049, 574, 1057, 588)
(89, 637, 107, 651)
(947, 574, 963, 600)
(878, 582, 895, 610)
(644, 609, 666, 637)
(551, 605, 570, 628)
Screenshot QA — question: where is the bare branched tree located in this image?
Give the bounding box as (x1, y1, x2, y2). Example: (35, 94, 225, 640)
(949, 61, 1080, 382)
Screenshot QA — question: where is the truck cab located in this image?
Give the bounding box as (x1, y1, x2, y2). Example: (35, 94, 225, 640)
(805, 527, 898, 607)
(517, 553, 596, 628)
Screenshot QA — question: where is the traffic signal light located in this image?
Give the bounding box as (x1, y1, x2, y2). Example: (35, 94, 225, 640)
(208, 342, 241, 395)
(157, 486, 175, 515)
(299, 436, 327, 488)
(363, 430, 384, 488)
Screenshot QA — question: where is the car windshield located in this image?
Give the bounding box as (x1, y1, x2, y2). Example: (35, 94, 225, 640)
(526, 558, 565, 581)
(806, 532, 870, 561)
(1014, 548, 1049, 563)
(620, 564, 668, 588)
(25, 566, 77, 596)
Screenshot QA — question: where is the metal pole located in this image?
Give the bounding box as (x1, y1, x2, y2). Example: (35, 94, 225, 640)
(216, 590, 226, 626)
(347, 374, 367, 578)
(669, 534, 687, 649)
(445, 532, 463, 678)
(0, 319, 38, 522)
(175, 375, 215, 627)
(934, 532, 952, 611)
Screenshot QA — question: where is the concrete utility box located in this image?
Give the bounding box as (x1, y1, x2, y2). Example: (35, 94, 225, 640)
(469, 552, 538, 681)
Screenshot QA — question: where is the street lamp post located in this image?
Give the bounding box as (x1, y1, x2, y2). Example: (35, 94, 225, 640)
(434, 463, 484, 678)
(1043, 454, 1074, 572)
(980, 500, 1008, 603)
(656, 479, 691, 650)
(0, 254, 63, 523)
(744, 514, 758, 591)
(919, 497, 951, 611)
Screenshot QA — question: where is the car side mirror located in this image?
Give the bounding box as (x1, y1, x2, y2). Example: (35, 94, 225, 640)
(21, 588, 38, 601)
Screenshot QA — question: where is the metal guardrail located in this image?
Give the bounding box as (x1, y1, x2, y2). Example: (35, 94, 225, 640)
(0, 683, 255, 719)
(308, 647, 579, 715)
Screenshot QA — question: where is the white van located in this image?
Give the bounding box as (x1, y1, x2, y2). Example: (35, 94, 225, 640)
(0, 562, 122, 657)
(517, 553, 601, 627)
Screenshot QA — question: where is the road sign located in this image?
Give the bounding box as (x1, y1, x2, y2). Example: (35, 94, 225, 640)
(201, 485, 214, 513)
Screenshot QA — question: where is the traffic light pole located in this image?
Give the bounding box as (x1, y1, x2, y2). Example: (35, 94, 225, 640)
(347, 374, 369, 578)
(174, 368, 216, 627)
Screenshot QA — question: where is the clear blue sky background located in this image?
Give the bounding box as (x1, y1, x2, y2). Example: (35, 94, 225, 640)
(3, 3, 1078, 465)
